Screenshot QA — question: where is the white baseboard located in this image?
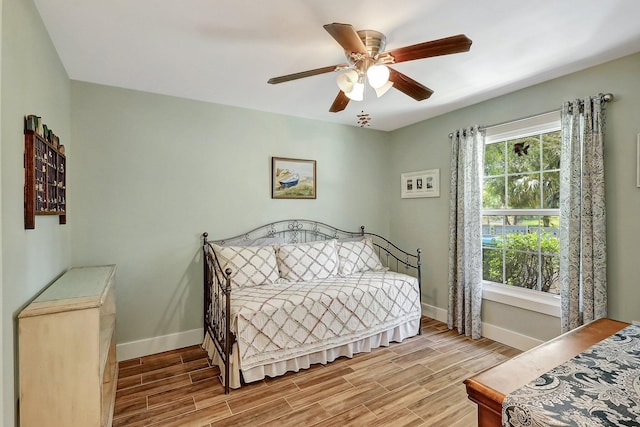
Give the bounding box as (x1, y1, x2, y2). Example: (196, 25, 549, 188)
(421, 302, 448, 323)
(420, 302, 543, 351)
(116, 307, 543, 361)
(116, 328, 204, 361)
(481, 322, 543, 351)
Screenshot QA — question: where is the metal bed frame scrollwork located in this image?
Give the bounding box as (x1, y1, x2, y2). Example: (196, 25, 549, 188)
(202, 219, 422, 394)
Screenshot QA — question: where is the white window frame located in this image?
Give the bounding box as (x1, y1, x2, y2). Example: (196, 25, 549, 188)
(481, 111, 561, 316)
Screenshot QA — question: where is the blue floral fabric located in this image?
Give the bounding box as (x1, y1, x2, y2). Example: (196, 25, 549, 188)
(447, 126, 484, 339)
(559, 96, 607, 333)
(502, 325, 640, 427)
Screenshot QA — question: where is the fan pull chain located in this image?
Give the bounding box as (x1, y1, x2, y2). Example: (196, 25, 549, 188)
(357, 111, 371, 127)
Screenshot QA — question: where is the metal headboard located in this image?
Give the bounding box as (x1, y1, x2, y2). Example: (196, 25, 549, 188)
(210, 219, 421, 274)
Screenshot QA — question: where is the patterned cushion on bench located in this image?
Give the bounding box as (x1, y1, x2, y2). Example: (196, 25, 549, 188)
(212, 244, 280, 288)
(276, 239, 339, 281)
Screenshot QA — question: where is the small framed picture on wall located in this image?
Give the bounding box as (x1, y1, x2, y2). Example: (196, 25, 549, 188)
(401, 169, 440, 198)
(272, 157, 317, 199)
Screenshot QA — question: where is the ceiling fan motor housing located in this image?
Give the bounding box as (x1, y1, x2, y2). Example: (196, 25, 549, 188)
(355, 30, 386, 59)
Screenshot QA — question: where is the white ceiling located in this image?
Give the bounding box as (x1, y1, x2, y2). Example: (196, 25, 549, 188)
(34, 0, 640, 131)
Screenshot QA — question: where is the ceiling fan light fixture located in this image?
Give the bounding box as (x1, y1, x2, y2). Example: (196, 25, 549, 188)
(366, 64, 390, 89)
(336, 69, 359, 93)
(374, 80, 394, 98)
(345, 81, 364, 101)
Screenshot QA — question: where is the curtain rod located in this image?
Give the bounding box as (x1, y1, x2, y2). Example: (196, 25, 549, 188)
(448, 93, 614, 138)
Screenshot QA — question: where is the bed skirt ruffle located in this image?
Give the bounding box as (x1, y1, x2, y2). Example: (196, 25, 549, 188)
(202, 318, 420, 389)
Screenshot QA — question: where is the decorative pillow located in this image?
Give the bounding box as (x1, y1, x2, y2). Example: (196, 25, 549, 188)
(337, 237, 385, 276)
(276, 239, 339, 281)
(212, 244, 280, 288)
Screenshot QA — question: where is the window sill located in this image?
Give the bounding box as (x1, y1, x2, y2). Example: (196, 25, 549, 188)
(482, 281, 561, 317)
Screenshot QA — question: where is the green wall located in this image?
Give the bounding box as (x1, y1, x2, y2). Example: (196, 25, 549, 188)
(69, 82, 392, 346)
(389, 52, 640, 340)
(1, 0, 72, 425)
(3, 2, 640, 424)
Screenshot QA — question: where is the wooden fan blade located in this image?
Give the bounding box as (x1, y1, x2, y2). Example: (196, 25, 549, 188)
(384, 34, 472, 63)
(388, 68, 434, 101)
(329, 91, 350, 113)
(323, 23, 367, 54)
(268, 64, 345, 84)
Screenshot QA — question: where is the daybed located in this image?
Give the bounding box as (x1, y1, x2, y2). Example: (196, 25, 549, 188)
(202, 219, 422, 393)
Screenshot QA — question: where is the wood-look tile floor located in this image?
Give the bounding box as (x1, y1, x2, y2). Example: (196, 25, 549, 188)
(114, 317, 520, 427)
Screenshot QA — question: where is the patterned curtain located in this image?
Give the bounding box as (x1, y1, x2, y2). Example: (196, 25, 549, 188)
(447, 126, 484, 339)
(559, 96, 607, 333)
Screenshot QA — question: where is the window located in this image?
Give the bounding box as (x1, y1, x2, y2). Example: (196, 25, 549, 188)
(481, 112, 561, 296)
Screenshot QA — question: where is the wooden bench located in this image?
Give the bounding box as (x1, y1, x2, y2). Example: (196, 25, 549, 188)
(464, 318, 629, 427)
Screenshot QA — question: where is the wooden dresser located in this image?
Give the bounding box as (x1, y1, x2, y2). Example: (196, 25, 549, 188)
(19, 265, 117, 427)
(464, 318, 629, 427)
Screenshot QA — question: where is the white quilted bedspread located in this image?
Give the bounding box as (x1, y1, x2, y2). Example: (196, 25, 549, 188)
(230, 270, 421, 370)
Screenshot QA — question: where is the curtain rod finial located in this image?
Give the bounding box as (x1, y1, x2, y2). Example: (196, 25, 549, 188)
(602, 93, 614, 102)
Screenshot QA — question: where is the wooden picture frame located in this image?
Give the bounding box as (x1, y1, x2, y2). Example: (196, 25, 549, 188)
(272, 157, 316, 199)
(401, 169, 440, 198)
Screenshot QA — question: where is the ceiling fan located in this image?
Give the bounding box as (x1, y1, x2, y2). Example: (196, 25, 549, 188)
(268, 23, 472, 113)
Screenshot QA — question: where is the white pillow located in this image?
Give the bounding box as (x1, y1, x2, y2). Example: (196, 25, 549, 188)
(276, 239, 339, 281)
(212, 244, 280, 288)
(337, 237, 384, 275)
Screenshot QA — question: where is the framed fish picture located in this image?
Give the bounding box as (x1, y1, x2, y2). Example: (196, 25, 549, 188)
(272, 157, 316, 199)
